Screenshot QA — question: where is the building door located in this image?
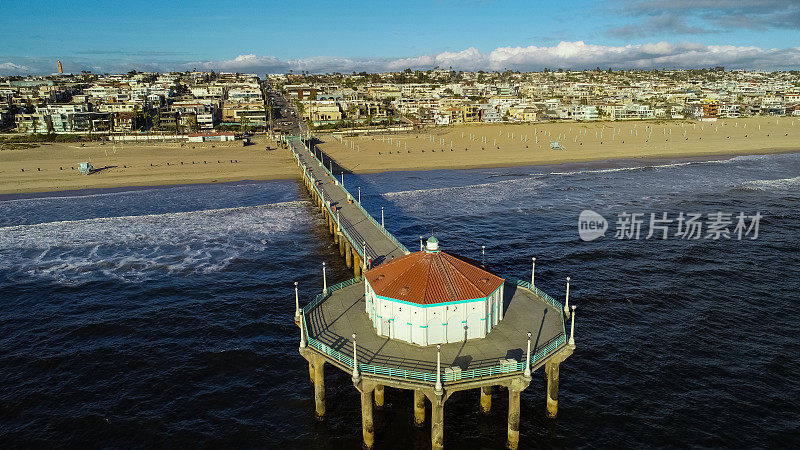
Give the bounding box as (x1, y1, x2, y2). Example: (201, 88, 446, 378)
(381, 318, 391, 338)
(446, 314, 463, 342)
(426, 318, 442, 344)
(465, 313, 482, 340)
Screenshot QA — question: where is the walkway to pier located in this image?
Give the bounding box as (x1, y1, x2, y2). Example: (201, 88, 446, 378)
(286, 136, 408, 266)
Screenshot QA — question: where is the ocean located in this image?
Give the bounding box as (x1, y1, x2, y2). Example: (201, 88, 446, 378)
(1, 152, 799, 448)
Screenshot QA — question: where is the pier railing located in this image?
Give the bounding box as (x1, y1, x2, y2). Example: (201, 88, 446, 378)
(509, 278, 563, 310)
(286, 136, 410, 256)
(301, 278, 567, 385)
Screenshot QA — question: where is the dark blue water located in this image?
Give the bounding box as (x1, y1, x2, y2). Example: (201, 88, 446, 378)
(2, 153, 799, 448)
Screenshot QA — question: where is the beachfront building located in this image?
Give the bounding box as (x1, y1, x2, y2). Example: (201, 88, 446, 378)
(363, 236, 505, 346)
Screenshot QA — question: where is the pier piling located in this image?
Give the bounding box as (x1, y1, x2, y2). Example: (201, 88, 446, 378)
(480, 386, 492, 414)
(431, 395, 445, 449)
(414, 390, 426, 426)
(374, 385, 385, 408)
(507, 386, 522, 449)
(361, 388, 375, 448)
(545, 362, 560, 418)
(313, 357, 326, 420)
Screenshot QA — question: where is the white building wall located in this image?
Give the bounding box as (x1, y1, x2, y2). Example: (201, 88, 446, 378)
(365, 280, 505, 346)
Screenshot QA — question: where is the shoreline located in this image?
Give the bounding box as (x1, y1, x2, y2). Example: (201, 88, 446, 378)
(3, 148, 797, 201)
(335, 145, 800, 175)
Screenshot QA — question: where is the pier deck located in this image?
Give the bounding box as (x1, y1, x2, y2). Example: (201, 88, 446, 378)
(288, 136, 408, 266)
(305, 280, 567, 386)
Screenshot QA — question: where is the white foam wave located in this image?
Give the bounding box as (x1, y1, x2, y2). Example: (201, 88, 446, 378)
(741, 176, 800, 190)
(549, 161, 696, 176)
(0, 201, 310, 282)
(382, 176, 545, 199)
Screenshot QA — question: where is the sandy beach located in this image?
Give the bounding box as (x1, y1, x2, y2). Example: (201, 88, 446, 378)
(0, 135, 297, 195)
(1, 117, 798, 195)
(317, 117, 800, 173)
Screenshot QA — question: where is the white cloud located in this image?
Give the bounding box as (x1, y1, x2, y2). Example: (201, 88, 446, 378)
(0, 62, 31, 73)
(195, 42, 800, 73)
(3, 41, 800, 76)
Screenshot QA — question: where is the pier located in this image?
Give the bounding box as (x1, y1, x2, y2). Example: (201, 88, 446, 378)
(284, 135, 576, 449)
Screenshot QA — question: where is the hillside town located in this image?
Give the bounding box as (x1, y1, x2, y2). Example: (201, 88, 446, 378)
(1, 67, 799, 137)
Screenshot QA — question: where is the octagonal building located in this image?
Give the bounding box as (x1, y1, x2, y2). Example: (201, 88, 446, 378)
(364, 236, 505, 346)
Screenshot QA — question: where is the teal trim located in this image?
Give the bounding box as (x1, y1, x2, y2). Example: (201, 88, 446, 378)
(420, 325, 428, 328)
(374, 293, 487, 308)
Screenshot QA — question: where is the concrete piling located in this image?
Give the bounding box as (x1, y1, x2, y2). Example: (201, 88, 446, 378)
(414, 390, 425, 426)
(309, 360, 315, 385)
(431, 396, 445, 449)
(354, 255, 362, 279)
(361, 388, 375, 448)
(545, 361, 560, 418)
(507, 387, 521, 449)
(480, 385, 492, 414)
(374, 385, 385, 408)
(345, 243, 353, 268)
(314, 358, 326, 420)
(338, 235, 345, 256)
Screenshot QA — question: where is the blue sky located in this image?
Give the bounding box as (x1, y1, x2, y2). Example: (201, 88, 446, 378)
(1, 0, 799, 74)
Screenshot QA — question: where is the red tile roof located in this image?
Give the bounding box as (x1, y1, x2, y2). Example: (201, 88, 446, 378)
(365, 250, 504, 305)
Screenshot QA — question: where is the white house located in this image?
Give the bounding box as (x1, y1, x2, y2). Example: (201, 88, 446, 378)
(363, 236, 505, 346)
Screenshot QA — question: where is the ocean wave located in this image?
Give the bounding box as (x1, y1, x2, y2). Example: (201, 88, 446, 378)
(740, 176, 800, 190)
(0, 201, 310, 282)
(382, 176, 546, 200)
(549, 161, 696, 176)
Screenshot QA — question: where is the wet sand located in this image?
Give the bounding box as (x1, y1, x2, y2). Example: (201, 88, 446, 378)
(0, 135, 297, 195)
(316, 117, 800, 173)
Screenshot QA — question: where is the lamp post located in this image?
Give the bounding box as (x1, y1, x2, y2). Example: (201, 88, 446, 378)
(564, 277, 571, 316)
(352, 333, 360, 382)
(299, 313, 307, 348)
(294, 281, 300, 323)
(357, 186, 361, 204)
(420, 236, 424, 251)
(435, 344, 443, 395)
(322, 262, 327, 294)
(381, 207, 384, 228)
(531, 257, 536, 286)
(482, 245, 486, 265)
(524, 331, 532, 379)
(341, 171, 344, 187)
(569, 306, 576, 346)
